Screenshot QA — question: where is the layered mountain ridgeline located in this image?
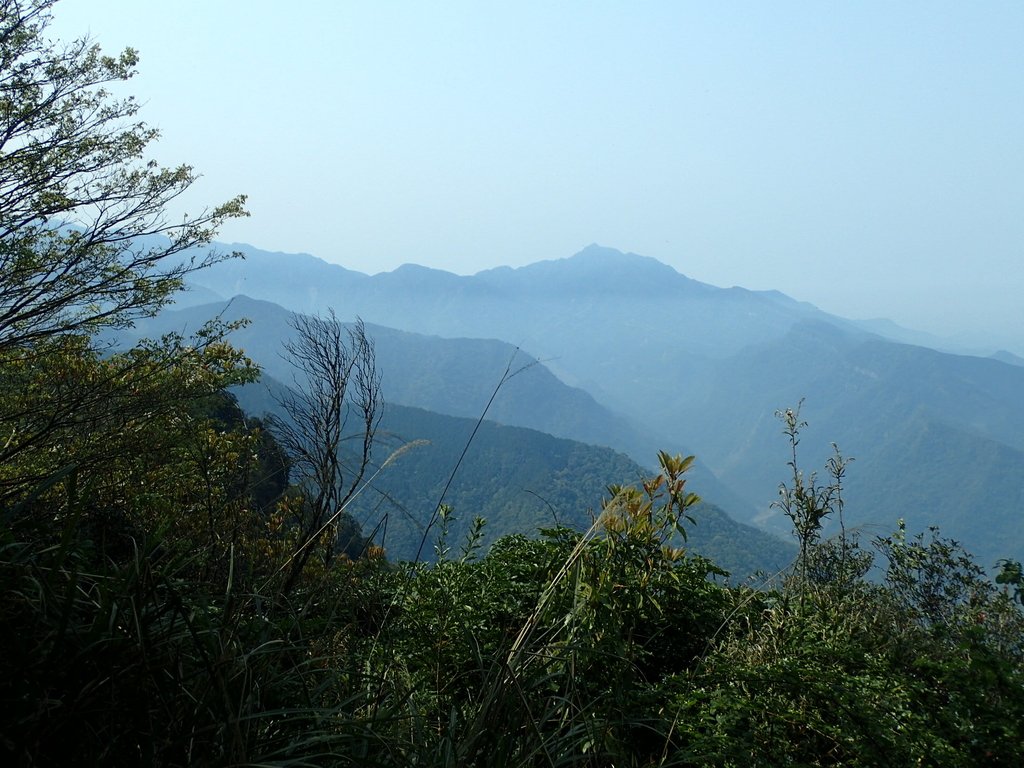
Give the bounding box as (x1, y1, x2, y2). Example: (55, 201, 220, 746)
(124, 294, 755, 517)
(234, 381, 794, 578)
(679, 322, 1024, 563)
(117, 301, 791, 577)
(182, 243, 848, 399)
(180, 242, 1024, 566)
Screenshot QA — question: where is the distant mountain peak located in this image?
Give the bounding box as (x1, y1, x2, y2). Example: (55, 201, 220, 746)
(575, 242, 632, 258)
(385, 262, 464, 284)
(392, 262, 452, 275)
(570, 243, 675, 270)
(473, 244, 710, 298)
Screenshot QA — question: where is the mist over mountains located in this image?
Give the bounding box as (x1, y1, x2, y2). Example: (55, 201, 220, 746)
(122, 295, 783, 573)
(164, 242, 1024, 567)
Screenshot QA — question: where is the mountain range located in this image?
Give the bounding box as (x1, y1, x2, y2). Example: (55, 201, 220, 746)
(155, 241, 1024, 567)
(118, 296, 790, 576)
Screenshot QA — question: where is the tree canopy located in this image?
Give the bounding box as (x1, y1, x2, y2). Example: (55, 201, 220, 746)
(0, 0, 246, 350)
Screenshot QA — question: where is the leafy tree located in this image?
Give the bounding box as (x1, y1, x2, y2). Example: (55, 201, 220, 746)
(0, 0, 250, 504)
(996, 558, 1024, 606)
(0, 7, 278, 761)
(773, 401, 853, 591)
(0, 324, 256, 500)
(0, 0, 246, 352)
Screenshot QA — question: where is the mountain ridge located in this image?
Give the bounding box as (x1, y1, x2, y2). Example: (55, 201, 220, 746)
(172, 240, 1024, 564)
(122, 293, 757, 519)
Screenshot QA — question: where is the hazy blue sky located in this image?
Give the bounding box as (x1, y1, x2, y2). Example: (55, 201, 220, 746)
(51, 1, 1024, 350)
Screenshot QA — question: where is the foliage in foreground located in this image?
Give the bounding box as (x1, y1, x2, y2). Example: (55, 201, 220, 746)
(3, 399, 1024, 766)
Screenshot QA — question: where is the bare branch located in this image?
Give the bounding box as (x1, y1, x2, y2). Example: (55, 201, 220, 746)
(265, 310, 382, 592)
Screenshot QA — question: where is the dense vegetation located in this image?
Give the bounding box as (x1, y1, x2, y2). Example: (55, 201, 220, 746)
(3, 3, 1024, 765)
(5, 394, 1024, 765)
